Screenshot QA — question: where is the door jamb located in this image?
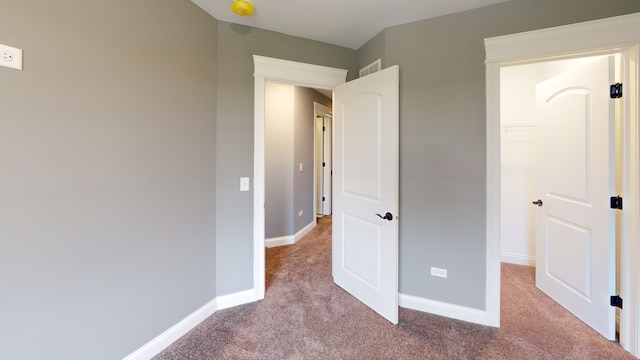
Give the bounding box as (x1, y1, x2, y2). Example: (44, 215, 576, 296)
(252, 56, 347, 300)
(485, 13, 640, 355)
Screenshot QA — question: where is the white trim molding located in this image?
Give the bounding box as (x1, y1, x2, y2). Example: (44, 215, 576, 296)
(216, 289, 257, 311)
(253, 55, 348, 301)
(124, 290, 256, 360)
(314, 102, 332, 116)
(399, 294, 489, 326)
(484, 13, 640, 64)
(485, 12, 640, 356)
(123, 299, 218, 360)
(500, 253, 536, 267)
(253, 55, 348, 89)
(265, 220, 317, 248)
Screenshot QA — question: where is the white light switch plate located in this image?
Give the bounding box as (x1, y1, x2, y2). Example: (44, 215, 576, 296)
(240, 177, 250, 192)
(0, 44, 23, 70)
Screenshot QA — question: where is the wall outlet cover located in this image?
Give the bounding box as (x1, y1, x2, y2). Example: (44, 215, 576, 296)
(0, 44, 23, 70)
(431, 267, 447, 278)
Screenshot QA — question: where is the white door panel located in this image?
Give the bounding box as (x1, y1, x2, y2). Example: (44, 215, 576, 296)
(535, 56, 616, 340)
(545, 91, 589, 201)
(343, 214, 382, 289)
(343, 93, 383, 200)
(546, 217, 590, 298)
(333, 66, 399, 324)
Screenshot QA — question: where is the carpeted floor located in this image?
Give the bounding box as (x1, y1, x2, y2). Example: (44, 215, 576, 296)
(154, 216, 634, 359)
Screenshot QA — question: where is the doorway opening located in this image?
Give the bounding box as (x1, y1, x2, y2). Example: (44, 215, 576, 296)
(254, 57, 400, 324)
(263, 84, 333, 249)
(252, 55, 348, 301)
(499, 54, 622, 340)
(485, 13, 640, 356)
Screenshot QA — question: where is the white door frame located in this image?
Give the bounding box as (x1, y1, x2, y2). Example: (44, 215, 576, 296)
(252, 55, 348, 300)
(314, 102, 332, 218)
(485, 13, 640, 355)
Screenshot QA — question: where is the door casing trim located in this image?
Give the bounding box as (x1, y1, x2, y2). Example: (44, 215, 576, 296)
(252, 56, 348, 300)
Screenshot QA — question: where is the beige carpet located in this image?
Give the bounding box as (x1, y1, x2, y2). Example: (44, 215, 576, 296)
(155, 216, 634, 359)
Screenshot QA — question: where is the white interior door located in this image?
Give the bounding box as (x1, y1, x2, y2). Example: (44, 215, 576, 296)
(332, 65, 399, 324)
(535, 56, 616, 340)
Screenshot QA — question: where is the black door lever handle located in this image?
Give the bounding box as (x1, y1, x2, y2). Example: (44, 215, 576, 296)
(375, 212, 394, 221)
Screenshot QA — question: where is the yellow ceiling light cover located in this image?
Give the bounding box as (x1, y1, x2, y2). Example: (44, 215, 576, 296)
(231, 0, 254, 16)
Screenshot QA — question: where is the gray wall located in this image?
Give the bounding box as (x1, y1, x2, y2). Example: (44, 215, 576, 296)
(0, 1, 218, 359)
(357, 0, 640, 309)
(215, 22, 357, 295)
(357, 31, 386, 75)
(265, 83, 294, 238)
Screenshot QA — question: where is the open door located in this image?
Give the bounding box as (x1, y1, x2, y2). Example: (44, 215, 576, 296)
(332, 65, 399, 324)
(534, 56, 617, 339)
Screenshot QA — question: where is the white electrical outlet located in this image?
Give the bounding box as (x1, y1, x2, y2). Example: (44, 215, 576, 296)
(431, 267, 447, 278)
(298, 210, 303, 217)
(0, 44, 23, 70)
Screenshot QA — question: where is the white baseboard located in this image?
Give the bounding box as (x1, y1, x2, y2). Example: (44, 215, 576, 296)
(124, 289, 258, 360)
(216, 289, 257, 310)
(265, 220, 316, 248)
(265, 235, 294, 248)
(127, 290, 493, 359)
(501, 252, 535, 267)
(123, 298, 219, 360)
(399, 293, 491, 327)
(294, 221, 316, 242)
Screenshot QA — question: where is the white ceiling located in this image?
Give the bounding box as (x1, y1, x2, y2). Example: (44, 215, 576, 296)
(191, 0, 509, 50)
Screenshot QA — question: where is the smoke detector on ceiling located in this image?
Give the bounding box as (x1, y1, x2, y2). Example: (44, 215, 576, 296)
(231, 0, 254, 16)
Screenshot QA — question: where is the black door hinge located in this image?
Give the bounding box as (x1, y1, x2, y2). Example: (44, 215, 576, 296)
(322, 196, 325, 201)
(610, 83, 623, 98)
(611, 195, 623, 210)
(611, 295, 623, 309)
(322, 162, 326, 167)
